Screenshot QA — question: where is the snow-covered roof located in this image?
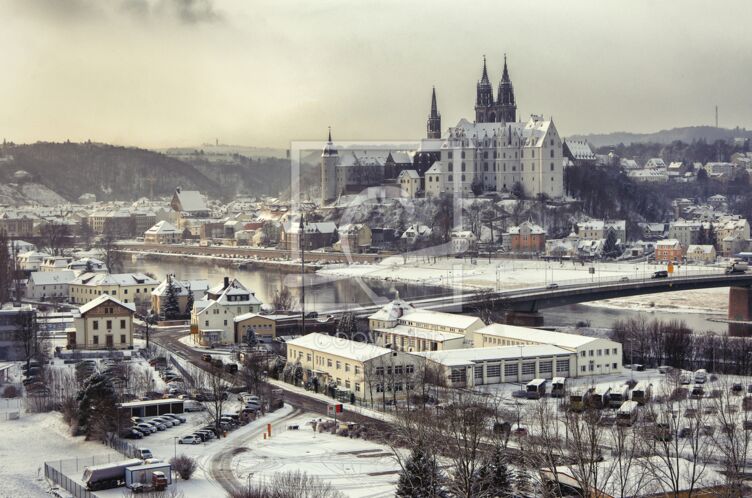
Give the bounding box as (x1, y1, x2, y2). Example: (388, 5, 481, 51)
(398, 169, 420, 180)
(145, 220, 179, 235)
(415, 344, 572, 368)
(71, 272, 159, 287)
(656, 239, 681, 247)
(368, 294, 416, 322)
(79, 294, 136, 314)
(374, 325, 465, 342)
(28, 270, 76, 285)
(508, 221, 545, 235)
(286, 333, 393, 362)
(205, 278, 262, 306)
(174, 190, 207, 213)
(151, 277, 209, 297)
(686, 245, 715, 254)
(563, 139, 596, 160)
(476, 323, 606, 350)
(284, 221, 337, 235)
(399, 310, 482, 331)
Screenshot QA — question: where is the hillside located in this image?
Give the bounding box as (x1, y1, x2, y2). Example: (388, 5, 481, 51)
(0, 142, 225, 203)
(570, 126, 752, 147)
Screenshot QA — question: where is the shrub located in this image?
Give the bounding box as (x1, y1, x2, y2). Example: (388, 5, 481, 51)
(2, 385, 18, 398)
(170, 455, 197, 480)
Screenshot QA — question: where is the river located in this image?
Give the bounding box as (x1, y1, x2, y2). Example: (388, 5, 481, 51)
(122, 258, 728, 333)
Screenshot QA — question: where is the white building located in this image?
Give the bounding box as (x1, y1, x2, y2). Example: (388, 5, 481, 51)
(424, 116, 564, 198)
(70, 294, 135, 350)
(144, 220, 181, 244)
(191, 277, 263, 346)
(472, 324, 622, 377)
(398, 169, 421, 198)
(26, 270, 75, 301)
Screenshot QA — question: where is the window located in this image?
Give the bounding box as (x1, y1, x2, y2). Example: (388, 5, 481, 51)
(355, 366, 361, 375)
(487, 364, 501, 377)
(556, 359, 569, 372)
(345, 380, 351, 389)
(376, 383, 384, 393)
(550, 162, 554, 171)
(581, 366, 586, 372)
(106, 320, 112, 329)
(93, 321, 99, 330)
(613, 348, 618, 355)
(580, 351, 586, 357)
(124, 289, 128, 294)
(327, 359, 333, 368)
(336, 361, 341, 370)
(597, 349, 602, 356)
(120, 334, 126, 343)
(448, 175, 453, 181)
(589, 350, 594, 356)
(450, 368, 466, 384)
(395, 365, 403, 375)
(405, 364, 414, 374)
(461, 162, 466, 172)
(375, 366, 384, 376)
(474, 365, 484, 379)
(539, 361, 553, 374)
(306, 353, 311, 361)
(345, 363, 350, 372)
(504, 364, 518, 377)
(205, 320, 209, 326)
(613, 363, 618, 369)
(93, 335, 99, 345)
(336, 378, 341, 386)
(120, 319, 126, 329)
(550, 149, 554, 158)
(522, 362, 535, 375)
(355, 383, 360, 392)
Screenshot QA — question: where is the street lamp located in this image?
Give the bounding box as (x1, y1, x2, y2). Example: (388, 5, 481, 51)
(173, 436, 178, 461)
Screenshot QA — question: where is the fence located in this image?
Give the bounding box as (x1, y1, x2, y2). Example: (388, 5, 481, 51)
(44, 453, 122, 498)
(105, 432, 140, 458)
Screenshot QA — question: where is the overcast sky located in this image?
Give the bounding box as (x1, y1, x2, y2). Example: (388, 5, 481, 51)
(2, 0, 751, 148)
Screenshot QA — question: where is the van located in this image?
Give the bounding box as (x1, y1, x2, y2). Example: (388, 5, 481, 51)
(136, 448, 153, 460)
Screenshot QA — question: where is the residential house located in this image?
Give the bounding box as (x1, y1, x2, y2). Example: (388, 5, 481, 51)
(655, 239, 683, 262)
(191, 277, 263, 346)
(170, 187, 210, 219)
(577, 220, 627, 242)
(16, 251, 51, 271)
(397, 169, 421, 198)
(70, 294, 134, 350)
(627, 169, 668, 182)
(0, 212, 34, 238)
(685, 245, 716, 263)
(233, 313, 283, 344)
(286, 333, 423, 402)
(335, 224, 372, 254)
(509, 221, 545, 253)
(144, 220, 181, 244)
(450, 230, 477, 254)
(400, 224, 432, 247)
(151, 276, 209, 318)
(562, 139, 596, 167)
(68, 272, 159, 308)
(668, 220, 702, 249)
(26, 270, 75, 301)
(280, 221, 338, 251)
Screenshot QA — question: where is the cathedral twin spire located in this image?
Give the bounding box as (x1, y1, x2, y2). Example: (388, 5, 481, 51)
(475, 54, 516, 124)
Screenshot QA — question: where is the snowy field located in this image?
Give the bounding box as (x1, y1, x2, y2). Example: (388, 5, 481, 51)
(232, 413, 400, 498)
(319, 258, 729, 315)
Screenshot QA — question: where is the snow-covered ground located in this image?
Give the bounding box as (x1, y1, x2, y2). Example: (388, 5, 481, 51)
(232, 413, 400, 498)
(319, 258, 729, 315)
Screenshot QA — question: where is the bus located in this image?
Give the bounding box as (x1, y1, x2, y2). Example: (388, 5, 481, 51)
(526, 379, 547, 400)
(588, 385, 612, 410)
(616, 401, 640, 426)
(631, 382, 652, 405)
(551, 377, 567, 398)
(568, 387, 592, 412)
(608, 384, 631, 409)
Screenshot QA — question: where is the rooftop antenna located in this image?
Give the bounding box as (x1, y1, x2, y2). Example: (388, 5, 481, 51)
(715, 105, 718, 128)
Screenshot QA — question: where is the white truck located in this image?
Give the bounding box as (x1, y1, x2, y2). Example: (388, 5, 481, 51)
(82, 459, 143, 491)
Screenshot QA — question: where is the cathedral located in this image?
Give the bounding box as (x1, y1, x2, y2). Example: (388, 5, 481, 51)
(320, 55, 564, 204)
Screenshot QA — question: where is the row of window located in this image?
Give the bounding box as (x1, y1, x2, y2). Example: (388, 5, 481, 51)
(580, 348, 619, 357)
(89, 334, 128, 345)
(580, 363, 619, 372)
(92, 319, 127, 330)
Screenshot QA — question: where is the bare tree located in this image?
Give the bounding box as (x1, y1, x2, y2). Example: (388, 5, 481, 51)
(197, 363, 230, 433)
(710, 377, 752, 496)
(272, 287, 295, 311)
(96, 233, 124, 273)
(39, 221, 72, 256)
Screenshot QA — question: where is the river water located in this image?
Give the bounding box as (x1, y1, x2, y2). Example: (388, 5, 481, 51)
(122, 258, 728, 333)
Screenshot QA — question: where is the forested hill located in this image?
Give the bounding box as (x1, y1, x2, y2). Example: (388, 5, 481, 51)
(571, 126, 752, 147)
(0, 142, 224, 202)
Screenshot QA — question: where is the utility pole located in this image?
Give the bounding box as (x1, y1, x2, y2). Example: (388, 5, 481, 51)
(300, 215, 305, 336)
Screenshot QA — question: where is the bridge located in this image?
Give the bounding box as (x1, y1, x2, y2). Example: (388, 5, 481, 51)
(276, 271, 752, 336)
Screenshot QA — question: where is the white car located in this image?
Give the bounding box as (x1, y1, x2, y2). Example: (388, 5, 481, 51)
(178, 435, 201, 445)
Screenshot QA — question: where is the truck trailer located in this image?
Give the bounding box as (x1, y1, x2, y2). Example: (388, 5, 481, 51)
(125, 462, 172, 490)
(82, 459, 143, 491)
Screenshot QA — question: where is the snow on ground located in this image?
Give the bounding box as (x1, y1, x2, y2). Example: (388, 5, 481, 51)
(0, 411, 122, 498)
(319, 258, 728, 314)
(232, 413, 400, 498)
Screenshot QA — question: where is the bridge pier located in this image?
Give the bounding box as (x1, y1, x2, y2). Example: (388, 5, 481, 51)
(504, 311, 544, 328)
(728, 286, 752, 336)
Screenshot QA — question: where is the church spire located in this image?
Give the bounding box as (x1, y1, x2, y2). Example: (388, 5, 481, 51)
(427, 86, 441, 139)
(480, 55, 490, 84)
(502, 53, 510, 82)
(496, 53, 516, 122)
(327, 126, 332, 143)
(475, 55, 494, 122)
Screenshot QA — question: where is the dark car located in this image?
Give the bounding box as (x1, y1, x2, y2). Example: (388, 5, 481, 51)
(201, 354, 212, 362)
(651, 270, 669, 279)
(124, 428, 144, 439)
(305, 311, 318, 319)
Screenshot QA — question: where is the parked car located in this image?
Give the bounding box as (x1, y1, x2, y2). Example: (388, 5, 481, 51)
(162, 414, 186, 424)
(136, 448, 153, 460)
(145, 421, 166, 431)
(136, 423, 156, 434)
(178, 435, 201, 445)
(151, 417, 175, 428)
(201, 354, 212, 362)
(123, 429, 144, 439)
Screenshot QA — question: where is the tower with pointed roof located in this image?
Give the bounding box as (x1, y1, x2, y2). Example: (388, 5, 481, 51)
(496, 54, 517, 123)
(320, 127, 338, 204)
(475, 56, 496, 123)
(426, 86, 441, 139)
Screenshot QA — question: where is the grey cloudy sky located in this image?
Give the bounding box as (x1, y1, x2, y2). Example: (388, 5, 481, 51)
(1, 0, 751, 148)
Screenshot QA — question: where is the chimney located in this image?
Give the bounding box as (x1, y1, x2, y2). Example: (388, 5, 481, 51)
(223, 276, 230, 289)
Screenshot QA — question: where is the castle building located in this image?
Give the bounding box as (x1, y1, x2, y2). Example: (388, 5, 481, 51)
(320, 55, 564, 203)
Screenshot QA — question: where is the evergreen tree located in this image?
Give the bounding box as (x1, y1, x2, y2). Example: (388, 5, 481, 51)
(161, 274, 181, 320)
(184, 284, 194, 318)
(336, 312, 358, 340)
(246, 327, 258, 349)
(76, 373, 123, 440)
(396, 444, 446, 497)
(482, 445, 513, 496)
(603, 229, 619, 258)
(707, 222, 718, 249)
(697, 225, 708, 245)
